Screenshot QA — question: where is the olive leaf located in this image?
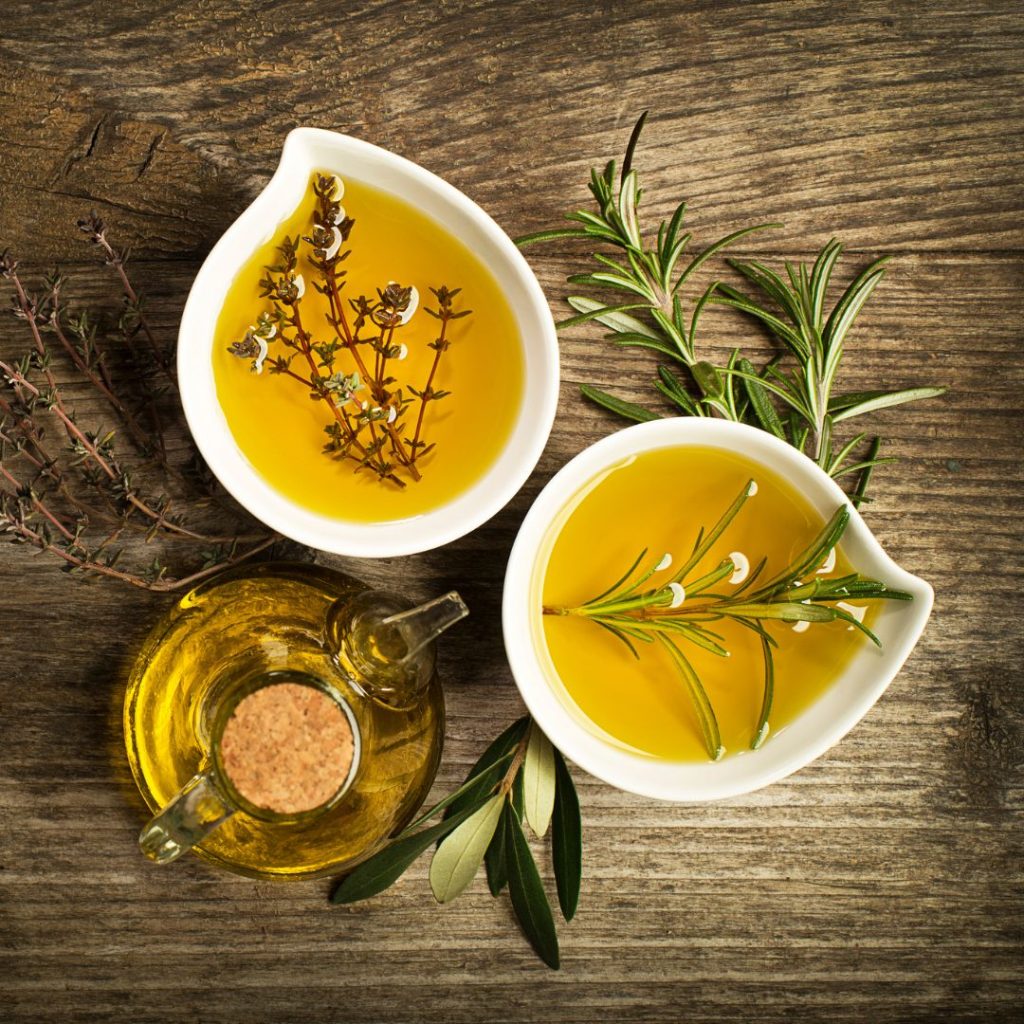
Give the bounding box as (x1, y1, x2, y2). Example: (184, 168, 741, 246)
(430, 793, 504, 903)
(512, 761, 525, 819)
(551, 749, 582, 922)
(401, 749, 512, 836)
(441, 715, 529, 832)
(329, 714, 582, 972)
(485, 799, 512, 896)
(523, 721, 556, 837)
(331, 800, 485, 905)
(506, 809, 560, 970)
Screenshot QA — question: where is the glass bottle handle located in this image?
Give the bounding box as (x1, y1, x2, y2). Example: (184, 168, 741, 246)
(138, 770, 235, 865)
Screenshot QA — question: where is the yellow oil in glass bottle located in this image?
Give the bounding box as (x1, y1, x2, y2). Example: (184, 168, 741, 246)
(211, 173, 524, 522)
(538, 445, 873, 761)
(124, 562, 467, 878)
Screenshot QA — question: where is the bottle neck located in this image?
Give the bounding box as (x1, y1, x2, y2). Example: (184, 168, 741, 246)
(326, 590, 468, 708)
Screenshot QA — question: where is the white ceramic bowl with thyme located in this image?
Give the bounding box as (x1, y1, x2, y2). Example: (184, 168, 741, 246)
(503, 418, 933, 802)
(177, 127, 558, 557)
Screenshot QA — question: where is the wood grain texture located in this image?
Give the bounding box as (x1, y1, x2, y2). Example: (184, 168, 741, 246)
(1, 1, 1022, 1021)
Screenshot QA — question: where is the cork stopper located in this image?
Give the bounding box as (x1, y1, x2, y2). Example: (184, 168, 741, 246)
(218, 682, 354, 816)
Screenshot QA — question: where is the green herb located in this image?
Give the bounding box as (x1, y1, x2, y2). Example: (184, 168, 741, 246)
(229, 174, 470, 488)
(543, 480, 913, 759)
(331, 715, 582, 971)
(517, 113, 944, 503)
(0, 221, 278, 590)
(523, 719, 556, 836)
(550, 748, 582, 921)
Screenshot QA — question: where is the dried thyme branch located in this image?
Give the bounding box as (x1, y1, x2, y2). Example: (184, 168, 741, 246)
(231, 173, 470, 488)
(77, 213, 178, 390)
(0, 356, 252, 545)
(41, 272, 151, 454)
(1, 506, 276, 592)
(1, 235, 279, 590)
(408, 286, 469, 463)
(543, 480, 912, 759)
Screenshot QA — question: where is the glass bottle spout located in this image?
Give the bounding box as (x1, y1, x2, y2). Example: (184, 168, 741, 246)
(326, 589, 468, 708)
(383, 591, 469, 663)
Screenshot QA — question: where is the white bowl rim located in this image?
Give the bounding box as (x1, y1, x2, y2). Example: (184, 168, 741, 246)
(502, 418, 934, 802)
(177, 127, 559, 557)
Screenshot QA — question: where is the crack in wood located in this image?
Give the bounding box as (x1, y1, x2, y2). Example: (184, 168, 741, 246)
(135, 129, 166, 181)
(51, 110, 112, 186)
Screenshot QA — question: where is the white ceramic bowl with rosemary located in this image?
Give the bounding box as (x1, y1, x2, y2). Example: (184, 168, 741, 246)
(177, 127, 559, 557)
(503, 418, 934, 802)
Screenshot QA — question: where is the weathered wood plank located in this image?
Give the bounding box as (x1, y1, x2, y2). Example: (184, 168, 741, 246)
(0, 0, 1022, 1021)
(1, 1, 1023, 258)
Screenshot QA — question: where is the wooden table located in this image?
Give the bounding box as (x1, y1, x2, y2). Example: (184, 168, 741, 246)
(1, 2, 1021, 1021)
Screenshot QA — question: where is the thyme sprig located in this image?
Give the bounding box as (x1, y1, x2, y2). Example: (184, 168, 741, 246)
(543, 480, 913, 759)
(0, 231, 279, 591)
(230, 173, 470, 488)
(518, 113, 944, 503)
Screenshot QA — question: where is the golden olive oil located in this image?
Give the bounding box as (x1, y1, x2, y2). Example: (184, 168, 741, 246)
(538, 445, 871, 761)
(124, 563, 443, 878)
(212, 174, 524, 522)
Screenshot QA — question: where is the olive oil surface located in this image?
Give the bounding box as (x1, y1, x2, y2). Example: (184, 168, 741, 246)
(538, 445, 871, 761)
(212, 174, 524, 522)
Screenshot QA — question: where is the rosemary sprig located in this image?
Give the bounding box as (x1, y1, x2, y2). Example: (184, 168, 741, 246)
(518, 113, 945, 503)
(543, 481, 913, 759)
(708, 245, 945, 470)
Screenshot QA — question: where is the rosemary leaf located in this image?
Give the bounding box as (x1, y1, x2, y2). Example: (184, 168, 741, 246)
(514, 227, 593, 246)
(579, 384, 660, 423)
(830, 387, 947, 423)
(722, 602, 838, 622)
(658, 635, 723, 760)
(753, 635, 775, 750)
(555, 301, 649, 331)
(565, 296, 660, 338)
(672, 479, 753, 582)
(739, 358, 786, 439)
